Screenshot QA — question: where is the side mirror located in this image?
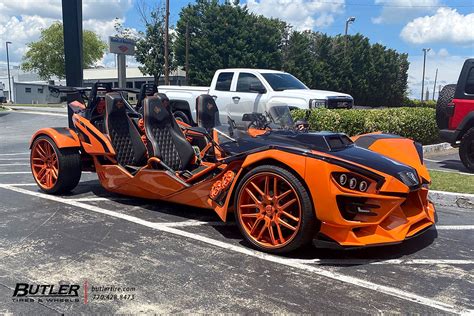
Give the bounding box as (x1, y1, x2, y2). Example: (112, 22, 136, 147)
(249, 83, 266, 94)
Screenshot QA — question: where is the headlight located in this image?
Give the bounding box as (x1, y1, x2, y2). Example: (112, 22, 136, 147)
(309, 99, 327, 109)
(332, 172, 372, 192)
(398, 170, 420, 187)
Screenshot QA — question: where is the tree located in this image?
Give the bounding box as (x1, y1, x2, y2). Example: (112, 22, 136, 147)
(174, 0, 287, 85)
(132, 5, 173, 85)
(21, 22, 106, 80)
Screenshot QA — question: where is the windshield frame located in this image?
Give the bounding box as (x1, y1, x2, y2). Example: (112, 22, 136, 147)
(261, 73, 309, 91)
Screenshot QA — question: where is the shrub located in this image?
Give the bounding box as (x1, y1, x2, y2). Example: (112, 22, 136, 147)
(292, 107, 439, 145)
(402, 98, 437, 108)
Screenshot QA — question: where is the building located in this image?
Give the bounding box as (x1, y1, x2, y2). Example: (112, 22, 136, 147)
(13, 82, 62, 104)
(5, 67, 187, 104)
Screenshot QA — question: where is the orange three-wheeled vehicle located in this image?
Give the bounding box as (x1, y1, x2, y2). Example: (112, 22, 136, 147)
(29, 83, 436, 253)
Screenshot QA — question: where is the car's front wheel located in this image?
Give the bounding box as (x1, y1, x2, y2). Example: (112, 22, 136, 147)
(459, 128, 474, 172)
(234, 165, 316, 253)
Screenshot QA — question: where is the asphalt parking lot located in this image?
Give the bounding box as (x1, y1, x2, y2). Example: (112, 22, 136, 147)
(0, 109, 473, 314)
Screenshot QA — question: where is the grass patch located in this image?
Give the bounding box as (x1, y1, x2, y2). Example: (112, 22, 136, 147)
(0, 106, 6, 111)
(429, 170, 474, 194)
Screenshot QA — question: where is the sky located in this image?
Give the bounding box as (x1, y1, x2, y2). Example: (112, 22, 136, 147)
(0, 0, 473, 99)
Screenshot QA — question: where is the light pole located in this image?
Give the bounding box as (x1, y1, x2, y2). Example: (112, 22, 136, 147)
(345, 17, 356, 36)
(5, 41, 12, 103)
(421, 48, 430, 102)
(164, 0, 170, 85)
(344, 17, 355, 54)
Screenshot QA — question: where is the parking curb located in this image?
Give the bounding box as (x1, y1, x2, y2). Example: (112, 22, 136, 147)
(429, 190, 474, 209)
(423, 142, 453, 154)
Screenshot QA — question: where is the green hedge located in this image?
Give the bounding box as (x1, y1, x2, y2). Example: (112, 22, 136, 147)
(292, 107, 439, 145)
(402, 98, 437, 108)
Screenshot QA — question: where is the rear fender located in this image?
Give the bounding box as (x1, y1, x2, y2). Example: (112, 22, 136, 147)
(30, 127, 81, 149)
(353, 133, 430, 182)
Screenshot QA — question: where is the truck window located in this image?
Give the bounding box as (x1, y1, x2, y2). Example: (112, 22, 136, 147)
(215, 72, 234, 91)
(261, 73, 308, 91)
(236, 73, 264, 93)
(465, 67, 474, 95)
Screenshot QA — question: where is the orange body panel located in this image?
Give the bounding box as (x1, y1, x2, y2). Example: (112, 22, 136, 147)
(30, 128, 80, 149)
(73, 114, 116, 156)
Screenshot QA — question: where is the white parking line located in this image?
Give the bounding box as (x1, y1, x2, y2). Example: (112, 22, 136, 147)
(436, 225, 474, 230)
(0, 184, 470, 314)
(8, 110, 67, 117)
(0, 171, 31, 174)
(294, 259, 474, 265)
(0, 163, 30, 166)
(424, 158, 441, 163)
(0, 158, 30, 161)
(0, 152, 29, 156)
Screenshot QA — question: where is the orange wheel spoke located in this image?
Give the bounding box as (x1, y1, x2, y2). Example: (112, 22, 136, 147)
(241, 213, 259, 218)
(280, 210, 299, 222)
(264, 176, 270, 196)
(240, 204, 258, 209)
(249, 217, 263, 235)
(268, 224, 277, 245)
(276, 222, 285, 243)
(256, 222, 268, 240)
(39, 169, 48, 183)
(250, 181, 265, 197)
(273, 177, 278, 197)
(51, 167, 58, 179)
(280, 198, 297, 211)
(276, 189, 292, 201)
(245, 188, 261, 205)
(32, 157, 44, 162)
(278, 218, 296, 231)
(36, 145, 47, 159)
(32, 163, 45, 168)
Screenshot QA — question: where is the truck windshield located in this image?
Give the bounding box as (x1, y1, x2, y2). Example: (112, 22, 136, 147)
(261, 73, 308, 91)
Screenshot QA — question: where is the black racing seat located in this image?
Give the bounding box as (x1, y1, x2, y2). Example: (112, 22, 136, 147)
(196, 94, 220, 131)
(136, 83, 158, 114)
(143, 95, 195, 171)
(105, 92, 147, 168)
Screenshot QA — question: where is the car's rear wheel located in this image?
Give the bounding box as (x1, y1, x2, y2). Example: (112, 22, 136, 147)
(459, 128, 474, 172)
(436, 84, 456, 129)
(235, 165, 316, 253)
(30, 136, 81, 194)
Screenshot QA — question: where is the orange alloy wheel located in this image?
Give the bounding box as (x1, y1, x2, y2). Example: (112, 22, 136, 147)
(31, 138, 59, 190)
(237, 172, 303, 250)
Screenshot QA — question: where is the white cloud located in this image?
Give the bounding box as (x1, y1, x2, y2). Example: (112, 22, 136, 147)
(245, 0, 345, 30)
(407, 54, 467, 99)
(400, 8, 474, 44)
(0, 0, 133, 68)
(372, 0, 440, 24)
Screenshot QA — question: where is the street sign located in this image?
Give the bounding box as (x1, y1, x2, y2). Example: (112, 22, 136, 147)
(109, 36, 135, 55)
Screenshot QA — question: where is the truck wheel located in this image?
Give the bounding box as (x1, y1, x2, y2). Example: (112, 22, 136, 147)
(436, 84, 456, 129)
(173, 111, 191, 125)
(459, 128, 474, 172)
(234, 165, 316, 254)
(30, 136, 82, 194)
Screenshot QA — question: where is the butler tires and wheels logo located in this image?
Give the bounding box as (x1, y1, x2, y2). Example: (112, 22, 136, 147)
(12, 282, 86, 303)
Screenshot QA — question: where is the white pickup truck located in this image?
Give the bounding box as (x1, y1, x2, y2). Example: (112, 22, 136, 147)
(159, 68, 353, 125)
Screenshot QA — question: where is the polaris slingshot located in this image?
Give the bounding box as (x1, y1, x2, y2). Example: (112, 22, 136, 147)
(29, 83, 436, 253)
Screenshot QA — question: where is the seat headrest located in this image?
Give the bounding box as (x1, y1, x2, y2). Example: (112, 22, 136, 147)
(155, 93, 170, 109)
(106, 92, 127, 116)
(196, 94, 220, 130)
(143, 96, 170, 124)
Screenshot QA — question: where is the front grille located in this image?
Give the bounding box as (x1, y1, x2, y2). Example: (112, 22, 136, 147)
(327, 98, 353, 109)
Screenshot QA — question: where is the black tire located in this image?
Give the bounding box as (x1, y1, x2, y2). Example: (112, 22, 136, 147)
(436, 84, 456, 129)
(173, 110, 191, 125)
(459, 128, 474, 172)
(234, 165, 316, 254)
(31, 136, 82, 194)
